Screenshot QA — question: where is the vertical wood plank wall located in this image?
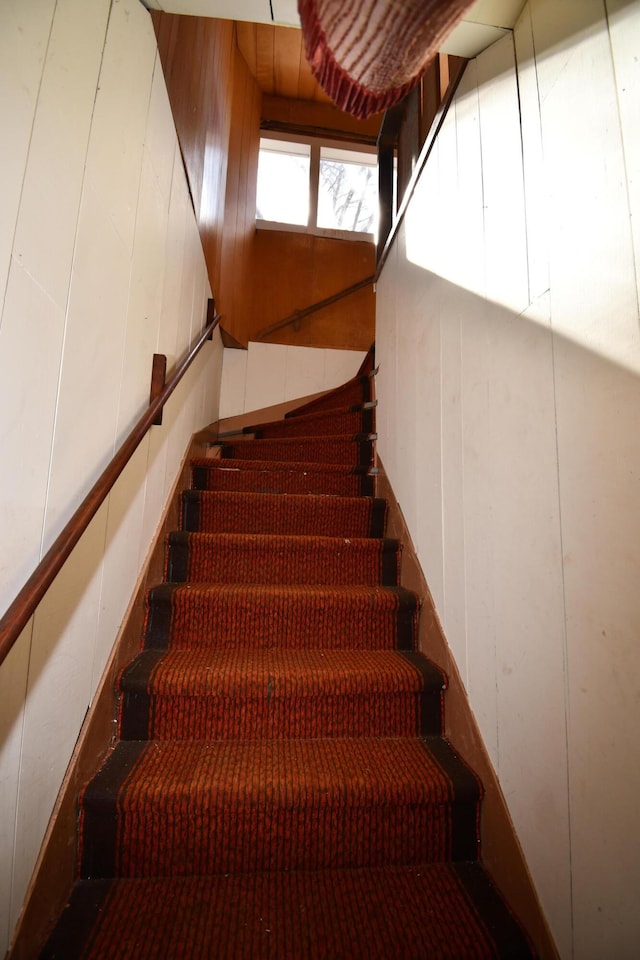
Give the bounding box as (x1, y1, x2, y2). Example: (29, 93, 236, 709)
(0, 2, 223, 953)
(152, 12, 235, 302)
(151, 13, 375, 351)
(247, 230, 375, 350)
(237, 22, 334, 105)
(219, 42, 262, 331)
(375, 1, 640, 957)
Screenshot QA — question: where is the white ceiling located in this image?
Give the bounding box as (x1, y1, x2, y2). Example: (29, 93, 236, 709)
(141, 0, 526, 58)
(141, 1, 299, 25)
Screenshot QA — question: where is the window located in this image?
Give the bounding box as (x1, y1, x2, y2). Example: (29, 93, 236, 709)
(256, 135, 377, 241)
(317, 146, 377, 233)
(256, 139, 310, 226)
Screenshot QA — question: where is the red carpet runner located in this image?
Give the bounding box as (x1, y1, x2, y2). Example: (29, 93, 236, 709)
(41, 365, 536, 958)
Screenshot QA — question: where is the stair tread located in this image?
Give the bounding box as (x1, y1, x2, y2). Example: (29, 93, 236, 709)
(120, 648, 444, 697)
(79, 737, 482, 875)
(83, 736, 481, 808)
(118, 649, 444, 742)
(42, 864, 536, 960)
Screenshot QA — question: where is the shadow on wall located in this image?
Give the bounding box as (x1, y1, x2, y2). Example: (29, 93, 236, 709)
(376, 250, 640, 960)
(0, 376, 192, 756)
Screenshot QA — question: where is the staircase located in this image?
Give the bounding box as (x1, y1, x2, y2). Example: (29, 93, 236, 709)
(40, 362, 536, 958)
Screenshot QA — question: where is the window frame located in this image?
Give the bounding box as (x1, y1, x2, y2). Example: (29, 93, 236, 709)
(256, 132, 377, 244)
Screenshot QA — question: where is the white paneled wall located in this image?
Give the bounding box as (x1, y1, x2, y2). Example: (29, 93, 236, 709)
(0, 1, 223, 953)
(376, 2, 640, 958)
(219, 342, 367, 418)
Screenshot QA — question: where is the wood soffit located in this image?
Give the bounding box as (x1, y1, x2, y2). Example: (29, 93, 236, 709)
(236, 22, 331, 103)
(235, 23, 384, 141)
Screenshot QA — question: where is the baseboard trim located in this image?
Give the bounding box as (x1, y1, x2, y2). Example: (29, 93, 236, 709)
(376, 458, 559, 960)
(8, 433, 208, 960)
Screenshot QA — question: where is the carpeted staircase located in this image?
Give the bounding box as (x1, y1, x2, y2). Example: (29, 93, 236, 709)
(41, 363, 536, 958)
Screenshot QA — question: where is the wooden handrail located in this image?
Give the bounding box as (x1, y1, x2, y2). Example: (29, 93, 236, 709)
(0, 304, 220, 667)
(256, 274, 375, 340)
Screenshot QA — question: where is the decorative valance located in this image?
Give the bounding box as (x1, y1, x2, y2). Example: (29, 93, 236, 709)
(298, 0, 475, 119)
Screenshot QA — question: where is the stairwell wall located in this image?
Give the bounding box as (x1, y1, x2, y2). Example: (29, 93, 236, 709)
(375, 2, 640, 958)
(219, 342, 368, 418)
(0, 1, 224, 954)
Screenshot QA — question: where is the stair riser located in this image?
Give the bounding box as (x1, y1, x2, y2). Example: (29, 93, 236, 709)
(250, 409, 374, 439)
(41, 866, 536, 960)
(181, 492, 387, 538)
(118, 692, 442, 740)
(284, 377, 372, 418)
(166, 537, 400, 587)
(221, 437, 374, 465)
(79, 802, 480, 878)
(191, 468, 374, 497)
(144, 588, 418, 652)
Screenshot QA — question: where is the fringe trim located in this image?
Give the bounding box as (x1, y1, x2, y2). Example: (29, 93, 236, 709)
(298, 0, 420, 119)
(298, 0, 475, 120)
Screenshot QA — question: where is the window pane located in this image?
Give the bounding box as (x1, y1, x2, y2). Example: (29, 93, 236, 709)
(256, 138, 310, 226)
(317, 147, 377, 233)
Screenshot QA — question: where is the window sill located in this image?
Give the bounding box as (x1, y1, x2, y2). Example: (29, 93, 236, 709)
(255, 219, 375, 244)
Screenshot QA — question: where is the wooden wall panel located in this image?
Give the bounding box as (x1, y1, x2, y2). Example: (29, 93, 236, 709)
(151, 15, 374, 354)
(218, 43, 262, 329)
(152, 12, 235, 300)
(238, 230, 375, 351)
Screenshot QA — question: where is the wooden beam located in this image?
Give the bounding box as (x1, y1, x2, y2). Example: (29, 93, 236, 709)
(262, 95, 383, 142)
(261, 119, 378, 148)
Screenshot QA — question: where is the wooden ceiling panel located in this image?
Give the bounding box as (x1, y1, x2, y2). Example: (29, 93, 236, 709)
(236, 22, 257, 77)
(255, 24, 275, 94)
(237, 22, 332, 105)
(296, 38, 318, 102)
(274, 25, 304, 99)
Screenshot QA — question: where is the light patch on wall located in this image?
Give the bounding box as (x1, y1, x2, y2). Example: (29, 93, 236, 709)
(199, 141, 225, 229)
(403, 83, 487, 303)
(404, 34, 640, 377)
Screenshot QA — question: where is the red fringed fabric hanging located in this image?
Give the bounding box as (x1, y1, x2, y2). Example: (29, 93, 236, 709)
(298, 0, 475, 119)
